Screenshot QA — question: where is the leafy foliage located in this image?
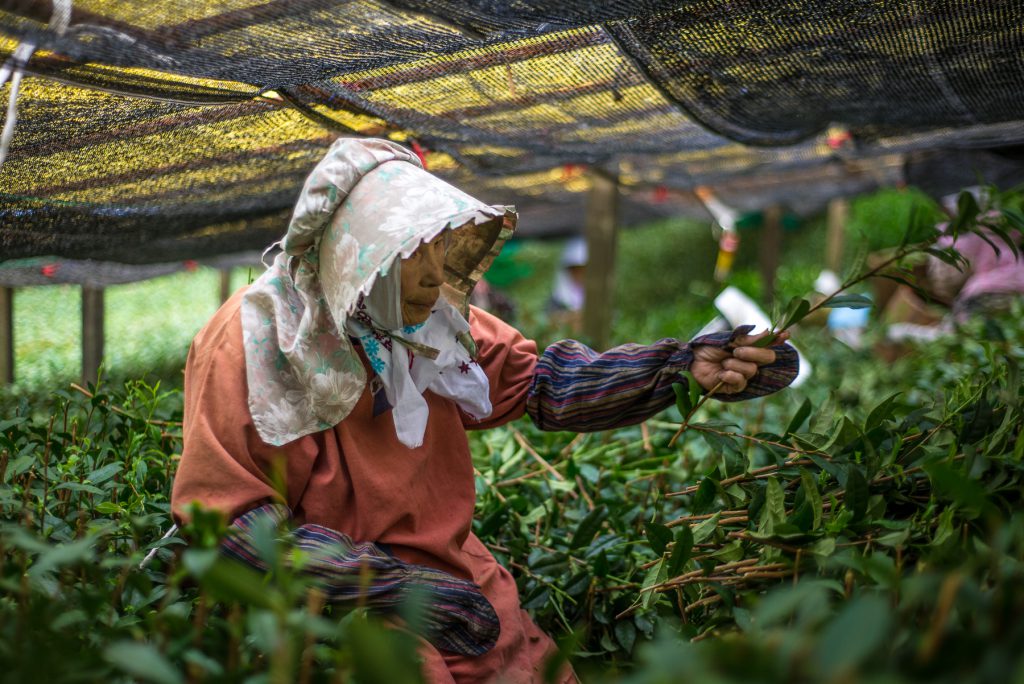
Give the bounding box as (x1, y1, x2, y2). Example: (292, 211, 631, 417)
(471, 311, 1024, 682)
(2, 189, 1024, 681)
(0, 380, 431, 684)
(7, 314, 1019, 682)
(846, 187, 946, 252)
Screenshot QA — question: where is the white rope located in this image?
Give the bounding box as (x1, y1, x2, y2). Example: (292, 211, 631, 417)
(0, 41, 35, 168)
(51, 0, 73, 35)
(0, 0, 73, 169)
(139, 523, 179, 569)
(694, 185, 740, 232)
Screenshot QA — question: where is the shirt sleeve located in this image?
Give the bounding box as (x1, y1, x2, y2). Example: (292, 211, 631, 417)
(526, 331, 799, 432)
(222, 504, 499, 656)
(461, 305, 539, 430)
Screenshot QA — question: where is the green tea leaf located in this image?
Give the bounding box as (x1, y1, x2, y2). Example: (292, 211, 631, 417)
(931, 507, 956, 547)
(521, 504, 547, 525)
(643, 521, 672, 556)
(842, 240, 869, 283)
(640, 559, 668, 609)
(785, 398, 813, 437)
(691, 477, 717, 514)
(876, 528, 910, 548)
(94, 501, 122, 515)
(87, 462, 123, 485)
(104, 642, 184, 684)
(201, 557, 279, 609)
(672, 382, 692, 416)
(182, 650, 224, 677)
(951, 190, 981, 234)
(810, 393, 838, 434)
(790, 501, 814, 532)
(181, 548, 220, 579)
(348, 613, 426, 684)
(1002, 206, 1024, 232)
(923, 461, 993, 518)
(692, 513, 721, 544)
(865, 392, 902, 430)
(709, 540, 744, 562)
(477, 507, 509, 538)
(813, 595, 891, 678)
(592, 551, 609, 578)
(844, 466, 869, 523)
(28, 537, 96, 577)
(780, 296, 812, 330)
(668, 525, 693, 577)
(820, 293, 872, 309)
(823, 416, 860, 452)
(614, 619, 637, 654)
(811, 537, 836, 558)
(799, 469, 823, 531)
(765, 477, 786, 530)
(925, 246, 965, 267)
(532, 552, 569, 573)
(685, 371, 703, 412)
(56, 482, 105, 495)
(0, 416, 27, 433)
(570, 506, 607, 550)
(902, 202, 941, 245)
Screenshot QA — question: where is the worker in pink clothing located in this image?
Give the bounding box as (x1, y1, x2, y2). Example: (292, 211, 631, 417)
(928, 190, 1024, 321)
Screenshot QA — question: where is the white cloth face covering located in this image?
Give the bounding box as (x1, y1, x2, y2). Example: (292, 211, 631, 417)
(344, 262, 492, 448)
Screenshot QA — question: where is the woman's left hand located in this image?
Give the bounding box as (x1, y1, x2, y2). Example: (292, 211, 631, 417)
(691, 330, 790, 395)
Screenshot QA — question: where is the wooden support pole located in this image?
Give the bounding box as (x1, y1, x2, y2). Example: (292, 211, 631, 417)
(826, 197, 848, 273)
(759, 205, 783, 304)
(582, 170, 619, 350)
(219, 268, 232, 304)
(81, 287, 104, 386)
(0, 287, 13, 385)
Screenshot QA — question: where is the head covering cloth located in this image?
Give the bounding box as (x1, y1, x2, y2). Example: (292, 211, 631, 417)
(240, 138, 516, 447)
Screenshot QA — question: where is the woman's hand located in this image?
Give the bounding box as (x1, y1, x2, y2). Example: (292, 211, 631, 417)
(691, 330, 790, 395)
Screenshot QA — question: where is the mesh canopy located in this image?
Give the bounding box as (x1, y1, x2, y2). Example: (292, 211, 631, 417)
(2, 1, 1023, 265)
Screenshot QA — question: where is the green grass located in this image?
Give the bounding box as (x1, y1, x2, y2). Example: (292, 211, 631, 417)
(7, 268, 253, 402)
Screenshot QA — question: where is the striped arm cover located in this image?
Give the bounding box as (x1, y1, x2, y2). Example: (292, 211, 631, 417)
(222, 503, 500, 656)
(526, 331, 799, 432)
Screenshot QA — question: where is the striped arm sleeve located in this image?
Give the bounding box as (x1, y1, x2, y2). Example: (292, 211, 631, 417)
(526, 332, 799, 432)
(222, 504, 499, 656)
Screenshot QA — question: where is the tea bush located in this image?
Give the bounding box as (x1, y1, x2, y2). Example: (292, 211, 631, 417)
(2, 191, 1023, 682)
(3, 307, 1021, 683)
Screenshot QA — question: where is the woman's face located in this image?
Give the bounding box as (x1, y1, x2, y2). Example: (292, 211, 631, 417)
(400, 234, 447, 325)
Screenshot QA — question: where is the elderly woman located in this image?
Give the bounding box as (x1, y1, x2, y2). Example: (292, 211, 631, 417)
(171, 139, 798, 683)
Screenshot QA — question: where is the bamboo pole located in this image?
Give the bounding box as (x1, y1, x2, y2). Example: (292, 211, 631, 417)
(0, 287, 12, 384)
(826, 197, 848, 272)
(582, 170, 619, 350)
(81, 287, 104, 385)
(759, 205, 782, 304)
(219, 268, 232, 304)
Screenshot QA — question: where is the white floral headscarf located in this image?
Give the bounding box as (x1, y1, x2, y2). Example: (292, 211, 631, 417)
(240, 138, 516, 446)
